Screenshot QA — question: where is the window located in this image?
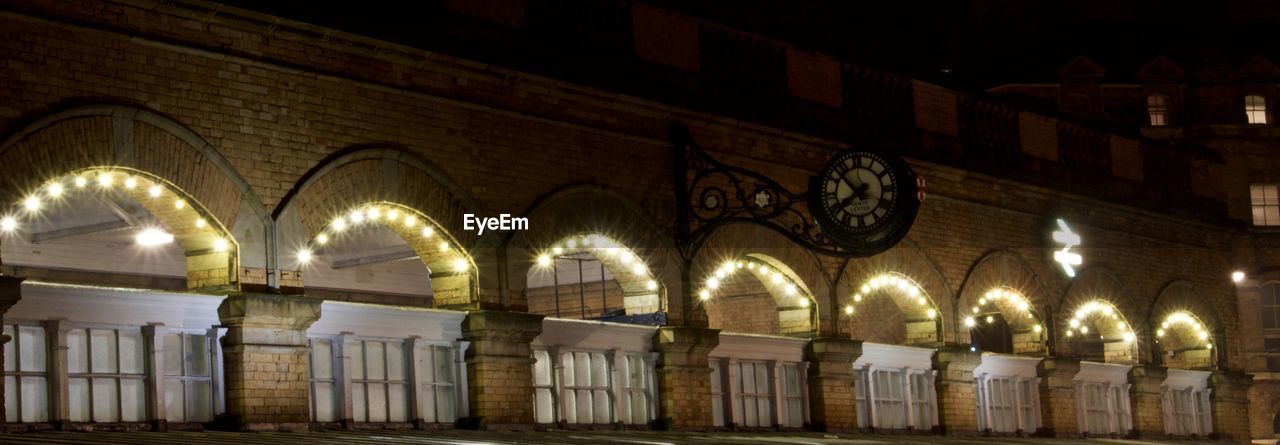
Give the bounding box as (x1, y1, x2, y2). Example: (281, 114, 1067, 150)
(4, 324, 48, 423)
(1078, 381, 1130, 435)
(853, 369, 868, 428)
(1019, 379, 1038, 432)
(871, 369, 907, 429)
(1148, 94, 1170, 126)
(1252, 184, 1280, 226)
(67, 327, 146, 422)
(308, 338, 338, 422)
(1080, 382, 1109, 434)
(710, 359, 726, 427)
(981, 377, 1017, 432)
(617, 354, 652, 425)
(1111, 385, 1131, 432)
(561, 351, 612, 424)
(733, 361, 773, 427)
(909, 372, 934, 428)
(1247, 95, 1268, 124)
(1165, 387, 1213, 436)
(779, 363, 804, 428)
(415, 344, 457, 424)
(532, 349, 556, 424)
(1262, 282, 1280, 330)
(163, 331, 214, 422)
(349, 339, 410, 422)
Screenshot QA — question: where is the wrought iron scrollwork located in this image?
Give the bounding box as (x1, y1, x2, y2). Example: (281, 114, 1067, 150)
(673, 125, 865, 257)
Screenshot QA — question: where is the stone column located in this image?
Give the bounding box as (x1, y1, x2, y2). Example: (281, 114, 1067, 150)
(217, 293, 322, 431)
(1126, 364, 1167, 438)
(1035, 357, 1080, 437)
(0, 275, 22, 424)
(654, 326, 719, 430)
(932, 347, 982, 434)
(1209, 370, 1251, 441)
(460, 310, 544, 429)
(803, 338, 862, 432)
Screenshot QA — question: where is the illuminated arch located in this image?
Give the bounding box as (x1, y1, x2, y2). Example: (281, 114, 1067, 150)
(836, 239, 953, 345)
(843, 272, 941, 345)
(524, 232, 663, 319)
(956, 251, 1051, 354)
(696, 253, 817, 336)
(275, 146, 483, 307)
(1057, 266, 1145, 363)
(506, 184, 677, 316)
(1149, 281, 1221, 370)
(0, 105, 267, 290)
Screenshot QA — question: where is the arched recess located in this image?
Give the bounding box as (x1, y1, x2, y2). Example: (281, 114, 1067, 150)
(956, 250, 1051, 355)
(274, 146, 483, 308)
(0, 105, 268, 290)
(1148, 281, 1221, 370)
(1057, 266, 1146, 364)
(835, 238, 953, 345)
(506, 185, 679, 317)
(690, 222, 829, 337)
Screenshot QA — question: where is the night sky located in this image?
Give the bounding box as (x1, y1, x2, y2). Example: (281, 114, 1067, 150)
(223, 0, 1280, 90)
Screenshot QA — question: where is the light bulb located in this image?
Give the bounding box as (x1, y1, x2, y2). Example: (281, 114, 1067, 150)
(699, 290, 710, 300)
(632, 264, 646, 275)
(386, 209, 400, 222)
(297, 249, 313, 264)
(331, 219, 347, 232)
(97, 172, 113, 188)
(74, 176, 87, 188)
(646, 280, 658, 291)
(404, 215, 417, 227)
(453, 259, 469, 272)
(552, 246, 563, 255)
(316, 233, 329, 245)
(1232, 271, 1246, 283)
(349, 210, 364, 223)
(22, 196, 40, 212)
(537, 255, 551, 266)
(845, 305, 854, 315)
(213, 238, 229, 253)
(799, 299, 810, 308)
(784, 284, 797, 295)
(1033, 324, 1043, 333)
(195, 218, 206, 229)
(706, 278, 720, 290)
(964, 317, 975, 327)
(853, 294, 862, 302)
(926, 308, 937, 319)
(136, 228, 174, 246)
(124, 177, 138, 189)
(985, 315, 994, 324)
(439, 241, 449, 252)
(174, 199, 185, 209)
(422, 227, 434, 238)
(47, 183, 63, 197)
(0, 216, 16, 232)
(366, 207, 381, 220)
(149, 185, 162, 197)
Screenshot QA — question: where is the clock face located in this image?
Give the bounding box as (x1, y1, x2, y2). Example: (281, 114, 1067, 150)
(808, 150, 920, 255)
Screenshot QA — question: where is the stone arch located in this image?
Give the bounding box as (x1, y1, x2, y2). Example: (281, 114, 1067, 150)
(690, 222, 829, 337)
(956, 250, 1051, 355)
(0, 105, 267, 289)
(1147, 281, 1222, 370)
(506, 184, 678, 317)
(275, 146, 482, 307)
(1057, 266, 1146, 364)
(835, 238, 952, 345)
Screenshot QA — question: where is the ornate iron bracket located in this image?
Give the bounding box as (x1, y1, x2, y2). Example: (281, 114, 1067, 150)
(672, 124, 867, 258)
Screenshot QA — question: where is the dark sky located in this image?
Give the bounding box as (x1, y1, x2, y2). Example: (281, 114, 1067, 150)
(223, 0, 1280, 89)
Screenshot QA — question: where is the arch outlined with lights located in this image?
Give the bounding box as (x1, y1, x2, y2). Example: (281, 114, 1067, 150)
(1148, 281, 1221, 370)
(962, 286, 1046, 354)
(1056, 266, 1146, 363)
(2, 167, 239, 289)
(294, 201, 477, 307)
(1061, 299, 1140, 364)
(696, 253, 818, 336)
(527, 232, 664, 317)
(844, 272, 943, 346)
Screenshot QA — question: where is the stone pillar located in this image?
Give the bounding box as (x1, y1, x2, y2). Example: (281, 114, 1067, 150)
(1035, 358, 1080, 437)
(217, 293, 322, 431)
(654, 326, 719, 430)
(0, 276, 23, 424)
(1126, 364, 1167, 438)
(932, 347, 982, 434)
(460, 310, 544, 429)
(1209, 370, 1252, 442)
(803, 338, 862, 432)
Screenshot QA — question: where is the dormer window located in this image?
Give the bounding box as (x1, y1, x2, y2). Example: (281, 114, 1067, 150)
(1147, 94, 1169, 126)
(1246, 95, 1268, 124)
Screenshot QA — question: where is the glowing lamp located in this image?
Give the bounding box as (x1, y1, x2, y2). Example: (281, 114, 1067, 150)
(136, 228, 175, 246)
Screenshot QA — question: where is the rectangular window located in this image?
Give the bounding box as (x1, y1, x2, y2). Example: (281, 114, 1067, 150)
(617, 354, 651, 425)
(1081, 382, 1109, 434)
(308, 338, 338, 422)
(1112, 385, 1131, 432)
(910, 372, 934, 429)
(871, 369, 907, 429)
(349, 339, 410, 423)
(984, 377, 1017, 432)
(1147, 94, 1169, 126)
(561, 351, 612, 424)
(1169, 388, 1194, 435)
(415, 344, 457, 424)
(779, 363, 804, 428)
(3, 324, 48, 423)
(1247, 95, 1268, 124)
(733, 361, 773, 427)
(1019, 379, 1038, 432)
(853, 368, 868, 428)
(1252, 184, 1280, 226)
(710, 359, 726, 427)
(67, 327, 146, 422)
(532, 349, 556, 424)
(163, 331, 214, 422)
(1195, 390, 1211, 435)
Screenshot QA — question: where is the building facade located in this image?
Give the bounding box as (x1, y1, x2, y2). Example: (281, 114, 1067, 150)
(0, 0, 1269, 442)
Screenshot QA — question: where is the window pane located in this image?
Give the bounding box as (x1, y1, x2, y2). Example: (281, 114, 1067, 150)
(119, 331, 144, 375)
(367, 384, 387, 422)
(350, 341, 365, 380)
(386, 342, 405, 381)
(164, 379, 186, 422)
(1255, 206, 1268, 226)
(438, 385, 456, 422)
(313, 381, 334, 422)
(163, 333, 183, 376)
(1253, 185, 1266, 205)
(388, 384, 407, 422)
(92, 378, 120, 421)
(68, 328, 88, 374)
(534, 388, 555, 423)
(1266, 207, 1280, 225)
(189, 380, 212, 422)
(186, 334, 210, 377)
(434, 347, 453, 384)
(20, 326, 46, 373)
(69, 378, 91, 422)
(21, 376, 48, 423)
(312, 339, 333, 380)
(352, 383, 367, 422)
(590, 353, 608, 387)
(592, 389, 610, 423)
(90, 330, 118, 374)
(533, 350, 551, 386)
(366, 342, 386, 381)
(562, 352, 576, 387)
(574, 352, 590, 388)
(120, 379, 145, 422)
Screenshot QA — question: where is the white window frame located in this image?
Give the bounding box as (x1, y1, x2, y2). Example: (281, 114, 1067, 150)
(558, 349, 613, 425)
(308, 336, 342, 423)
(1075, 380, 1131, 435)
(976, 374, 1040, 433)
(161, 328, 218, 423)
(1247, 94, 1268, 124)
(855, 364, 936, 431)
(4, 322, 49, 423)
(731, 359, 774, 428)
(65, 324, 148, 423)
(411, 339, 460, 424)
(346, 337, 411, 423)
(1253, 184, 1280, 227)
(1162, 386, 1213, 436)
(711, 358, 727, 427)
(532, 348, 556, 424)
(778, 362, 806, 428)
(614, 352, 656, 426)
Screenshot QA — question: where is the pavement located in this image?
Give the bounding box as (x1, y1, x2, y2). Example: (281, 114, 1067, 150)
(0, 430, 1244, 445)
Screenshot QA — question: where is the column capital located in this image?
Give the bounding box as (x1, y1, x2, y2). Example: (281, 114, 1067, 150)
(804, 337, 862, 364)
(1127, 363, 1168, 393)
(217, 292, 322, 329)
(655, 326, 719, 366)
(1209, 370, 1252, 403)
(933, 346, 982, 378)
(1036, 357, 1081, 381)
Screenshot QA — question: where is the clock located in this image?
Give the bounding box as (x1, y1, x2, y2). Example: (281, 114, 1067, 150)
(808, 150, 920, 255)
